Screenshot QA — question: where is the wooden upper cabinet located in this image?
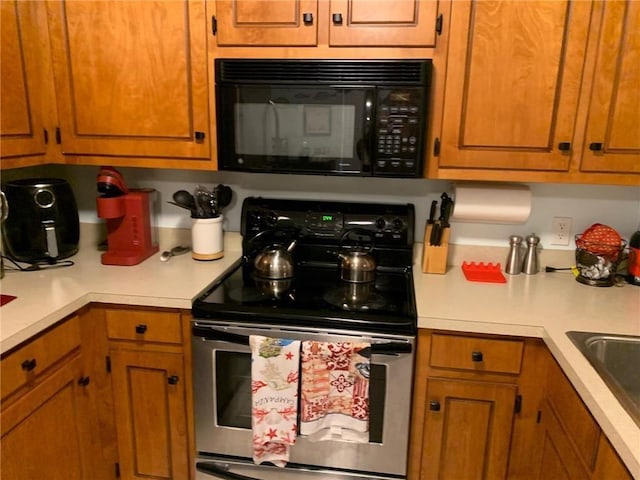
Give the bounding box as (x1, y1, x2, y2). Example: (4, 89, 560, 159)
(328, 0, 438, 47)
(580, 0, 640, 174)
(437, 0, 591, 171)
(215, 0, 319, 46)
(45, 0, 210, 160)
(0, 1, 52, 166)
(213, 0, 438, 47)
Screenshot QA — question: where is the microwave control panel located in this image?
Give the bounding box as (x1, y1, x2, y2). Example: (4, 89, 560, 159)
(374, 88, 426, 177)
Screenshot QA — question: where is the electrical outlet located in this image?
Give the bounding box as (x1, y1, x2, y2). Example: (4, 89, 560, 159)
(551, 217, 572, 246)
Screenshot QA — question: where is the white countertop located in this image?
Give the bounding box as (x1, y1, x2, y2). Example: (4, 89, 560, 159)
(1, 233, 638, 476)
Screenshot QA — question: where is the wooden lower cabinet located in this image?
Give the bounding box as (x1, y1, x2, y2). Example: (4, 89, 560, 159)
(110, 349, 191, 480)
(409, 330, 532, 480)
(420, 378, 517, 479)
(537, 352, 633, 480)
(0, 353, 91, 479)
(537, 399, 591, 480)
(409, 330, 632, 480)
(104, 306, 194, 480)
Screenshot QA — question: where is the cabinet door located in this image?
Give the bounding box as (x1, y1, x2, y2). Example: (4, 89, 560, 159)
(420, 378, 517, 480)
(46, 0, 210, 160)
(580, 0, 640, 174)
(0, 355, 91, 480)
(110, 349, 190, 480)
(437, 0, 592, 171)
(0, 1, 50, 165)
(328, 0, 438, 47)
(536, 400, 590, 480)
(214, 0, 318, 46)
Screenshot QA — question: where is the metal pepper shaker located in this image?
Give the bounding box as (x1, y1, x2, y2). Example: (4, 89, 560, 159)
(522, 233, 540, 274)
(505, 235, 523, 275)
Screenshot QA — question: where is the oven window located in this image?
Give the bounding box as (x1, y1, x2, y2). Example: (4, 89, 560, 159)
(215, 351, 386, 443)
(216, 351, 252, 429)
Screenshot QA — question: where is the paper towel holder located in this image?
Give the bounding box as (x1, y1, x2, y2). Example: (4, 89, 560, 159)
(451, 182, 532, 225)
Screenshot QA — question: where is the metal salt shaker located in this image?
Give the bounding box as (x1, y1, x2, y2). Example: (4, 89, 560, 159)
(522, 233, 540, 274)
(505, 235, 523, 275)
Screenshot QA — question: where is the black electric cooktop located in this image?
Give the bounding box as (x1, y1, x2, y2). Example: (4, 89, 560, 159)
(192, 259, 417, 335)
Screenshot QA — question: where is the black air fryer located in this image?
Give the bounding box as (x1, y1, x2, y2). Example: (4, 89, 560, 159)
(2, 178, 80, 263)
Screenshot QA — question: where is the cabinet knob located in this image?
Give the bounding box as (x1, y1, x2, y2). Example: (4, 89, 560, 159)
(429, 401, 441, 412)
(21, 358, 37, 371)
(78, 376, 90, 387)
(558, 142, 571, 151)
(194, 131, 206, 142)
(135, 324, 147, 334)
(332, 13, 343, 25)
(589, 142, 603, 151)
(168, 375, 179, 385)
(471, 351, 484, 362)
(302, 12, 313, 25)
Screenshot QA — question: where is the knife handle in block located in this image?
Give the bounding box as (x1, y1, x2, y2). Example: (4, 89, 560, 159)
(422, 227, 450, 274)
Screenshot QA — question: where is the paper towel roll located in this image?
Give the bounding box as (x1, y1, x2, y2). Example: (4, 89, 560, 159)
(452, 183, 532, 224)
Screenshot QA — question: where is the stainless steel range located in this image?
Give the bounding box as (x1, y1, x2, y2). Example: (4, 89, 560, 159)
(191, 197, 417, 480)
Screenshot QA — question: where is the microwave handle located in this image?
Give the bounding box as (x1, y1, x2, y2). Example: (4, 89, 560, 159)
(192, 324, 412, 356)
(358, 89, 376, 172)
(196, 462, 260, 480)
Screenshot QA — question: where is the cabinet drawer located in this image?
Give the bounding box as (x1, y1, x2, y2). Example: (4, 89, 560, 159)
(1, 314, 81, 400)
(105, 309, 182, 344)
(430, 334, 524, 375)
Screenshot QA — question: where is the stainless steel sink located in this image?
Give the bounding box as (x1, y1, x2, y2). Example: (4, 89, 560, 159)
(567, 331, 640, 427)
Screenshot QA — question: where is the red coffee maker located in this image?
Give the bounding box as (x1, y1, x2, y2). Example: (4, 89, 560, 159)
(96, 167, 159, 265)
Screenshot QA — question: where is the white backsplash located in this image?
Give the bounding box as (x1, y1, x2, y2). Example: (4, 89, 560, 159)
(3, 164, 639, 251)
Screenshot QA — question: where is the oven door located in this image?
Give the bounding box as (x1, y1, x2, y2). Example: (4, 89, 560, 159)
(216, 85, 374, 175)
(192, 321, 414, 479)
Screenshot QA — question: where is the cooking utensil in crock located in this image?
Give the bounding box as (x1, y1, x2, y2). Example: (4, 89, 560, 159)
(172, 190, 197, 214)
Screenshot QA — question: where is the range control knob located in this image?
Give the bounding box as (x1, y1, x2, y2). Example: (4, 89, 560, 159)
(392, 218, 404, 231)
(375, 217, 386, 230)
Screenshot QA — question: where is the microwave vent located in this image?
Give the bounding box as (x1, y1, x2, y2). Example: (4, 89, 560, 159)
(216, 59, 431, 86)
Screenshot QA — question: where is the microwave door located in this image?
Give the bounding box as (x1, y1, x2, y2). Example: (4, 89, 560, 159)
(218, 85, 370, 175)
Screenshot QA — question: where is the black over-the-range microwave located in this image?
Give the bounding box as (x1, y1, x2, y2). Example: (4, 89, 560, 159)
(215, 58, 432, 178)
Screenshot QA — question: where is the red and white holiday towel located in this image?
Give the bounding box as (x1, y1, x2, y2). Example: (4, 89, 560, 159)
(300, 341, 370, 443)
(250, 336, 300, 467)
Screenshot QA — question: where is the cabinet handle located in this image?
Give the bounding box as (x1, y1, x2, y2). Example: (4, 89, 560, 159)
(21, 358, 37, 371)
(135, 324, 147, 334)
(78, 376, 90, 387)
(168, 375, 179, 385)
(429, 401, 441, 412)
(332, 13, 343, 25)
(589, 142, 603, 151)
(303, 12, 313, 25)
(558, 142, 571, 151)
(471, 351, 484, 362)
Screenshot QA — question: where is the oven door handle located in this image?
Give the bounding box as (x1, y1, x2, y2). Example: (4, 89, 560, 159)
(192, 325, 412, 356)
(193, 325, 250, 345)
(196, 461, 259, 480)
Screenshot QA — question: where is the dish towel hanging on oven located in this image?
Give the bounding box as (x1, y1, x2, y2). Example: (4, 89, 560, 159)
(300, 341, 370, 443)
(250, 335, 301, 467)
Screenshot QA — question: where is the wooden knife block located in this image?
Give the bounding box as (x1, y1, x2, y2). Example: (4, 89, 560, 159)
(422, 224, 450, 274)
